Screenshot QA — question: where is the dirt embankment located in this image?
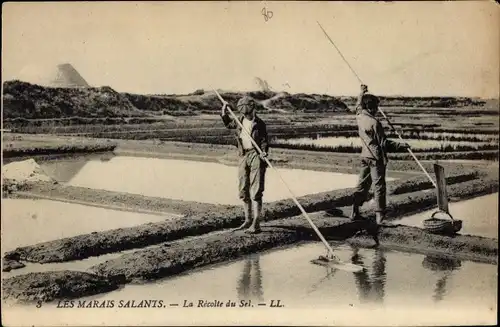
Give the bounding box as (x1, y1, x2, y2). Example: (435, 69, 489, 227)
(4, 213, 496, 303)
(89, 190, 498, 282)
(2, 174, 497, 303)
(346, 225, 498, 264)
(3, 143, 117, 159)
(4, 215, 495, 303)
(3, 81, 146, 119)
(2, 271, 125, 303)
(2, 133, 117, 159)
(4, 170, 496, 265)
(3, 258, 26, 272)
(113, 140, 498, 174)
(3, 80, 489, 123)
(11, 182, 226, 217)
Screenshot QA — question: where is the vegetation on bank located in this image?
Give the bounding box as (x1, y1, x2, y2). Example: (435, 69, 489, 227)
(3, 81, 146, 119)
(271, 143, 499, 155)
(387, 150, 499, 161)
(2, 134, 118, 158)
(2, 143, 117, 158)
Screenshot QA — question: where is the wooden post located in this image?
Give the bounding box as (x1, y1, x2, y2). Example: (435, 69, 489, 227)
(434, 163, 449, 213)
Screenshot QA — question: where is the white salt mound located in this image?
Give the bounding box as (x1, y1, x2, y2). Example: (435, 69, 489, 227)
(2, 159, 53, 184)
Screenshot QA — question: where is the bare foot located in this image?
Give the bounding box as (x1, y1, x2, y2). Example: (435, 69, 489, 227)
(234, 221, 252, 231)
(245, 226, 262, 234)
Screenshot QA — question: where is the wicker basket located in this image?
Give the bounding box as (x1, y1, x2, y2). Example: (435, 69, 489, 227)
(423, 210, 462, 235)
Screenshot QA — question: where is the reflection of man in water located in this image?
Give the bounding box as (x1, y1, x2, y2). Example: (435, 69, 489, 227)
(421, 255, 461, 302)
(351, 247, 387, 304)
(236, 256, 264, 303)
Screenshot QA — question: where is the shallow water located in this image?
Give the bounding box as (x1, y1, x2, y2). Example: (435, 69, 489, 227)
(39, 156, 365, 205)
(392, 193, 499, 238)
(65, 242, 496, 325)
(79, 242, 496, 307)
(3, 242, 497, 325)
(1, 199, 177, 253)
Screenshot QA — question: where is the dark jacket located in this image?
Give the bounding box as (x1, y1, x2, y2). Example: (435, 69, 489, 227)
(356, 109, 405, 165)
(221, 113, 269, 156)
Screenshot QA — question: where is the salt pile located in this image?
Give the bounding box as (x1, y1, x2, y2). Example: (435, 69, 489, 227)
(2, 159, 53, 184)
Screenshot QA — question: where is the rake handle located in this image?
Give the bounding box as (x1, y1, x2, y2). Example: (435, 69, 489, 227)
(212, 89, 339, 260)
(377, 108, 438, 188)
(317, 21, 363, 85)
(316, 21, 438, 189)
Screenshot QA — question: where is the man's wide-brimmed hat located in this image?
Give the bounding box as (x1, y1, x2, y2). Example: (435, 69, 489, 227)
(237, 96, 256, 114)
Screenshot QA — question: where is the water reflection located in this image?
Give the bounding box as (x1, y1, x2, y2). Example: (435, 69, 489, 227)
(351, 247, 387, 304)
(236, 256, 264, 303)
(306, 262, 338, 295)
(38, 153, 115, 182)
(421, 255, 462, 302)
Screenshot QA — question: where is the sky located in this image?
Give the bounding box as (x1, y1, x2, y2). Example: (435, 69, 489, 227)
(2, 1, 499, 98)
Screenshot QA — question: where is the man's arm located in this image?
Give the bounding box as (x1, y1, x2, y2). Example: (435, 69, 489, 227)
(353, 84, 368, 112)
(220, 103, 238, 129)
(260, 121, 269, 155)
(375, 121, 410, 152)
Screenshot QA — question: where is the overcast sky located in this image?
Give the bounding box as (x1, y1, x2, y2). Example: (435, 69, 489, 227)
(2, 1, 499, 98)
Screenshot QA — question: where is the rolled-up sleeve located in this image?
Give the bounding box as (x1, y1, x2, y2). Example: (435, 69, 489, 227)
(221, 113, 237, 129)
(376, 122, 406, 152)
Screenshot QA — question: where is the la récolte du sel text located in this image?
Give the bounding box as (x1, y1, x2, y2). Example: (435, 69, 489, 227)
(184, 299, 284, 307)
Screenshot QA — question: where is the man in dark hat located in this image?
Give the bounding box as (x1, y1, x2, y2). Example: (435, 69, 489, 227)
(351, 85, 410, 225)
(220, 96, 269, 234)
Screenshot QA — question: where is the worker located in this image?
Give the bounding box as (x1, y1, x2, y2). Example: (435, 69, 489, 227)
(351, 85, 410, 225)
(221, 96, 269, 234)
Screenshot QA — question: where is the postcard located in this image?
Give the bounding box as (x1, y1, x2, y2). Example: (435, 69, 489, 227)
(1, 1, 498, 326)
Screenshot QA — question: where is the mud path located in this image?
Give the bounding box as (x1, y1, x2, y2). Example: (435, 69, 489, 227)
(90, 214, 497, 282)
(115, 141, 497, 174)
(4, 171, 497, 270)
(89, 177, 498, 283)
(2, 271, 125, 303)
(10, 182, 225, 216)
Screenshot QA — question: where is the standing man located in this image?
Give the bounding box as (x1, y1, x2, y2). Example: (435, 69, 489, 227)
(351, 85, 410, 225)
(221, 96, 269, 234)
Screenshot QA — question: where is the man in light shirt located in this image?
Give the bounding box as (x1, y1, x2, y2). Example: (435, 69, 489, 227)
(221, 96, 269, 234)
(351, 85, 410, 225)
